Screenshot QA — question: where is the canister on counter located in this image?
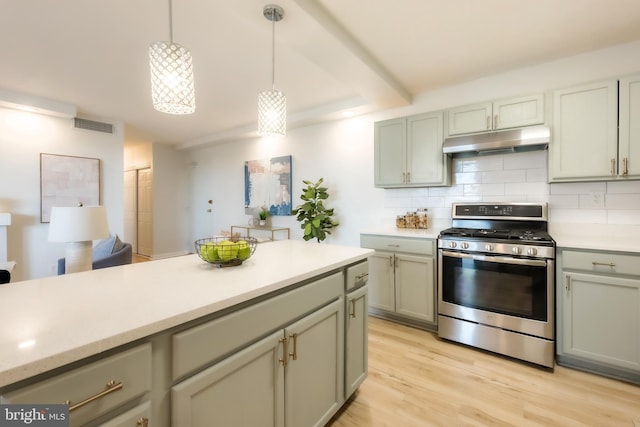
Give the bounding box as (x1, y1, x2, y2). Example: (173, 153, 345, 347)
(417, 208, 428, 229)
(396, 215, 405, 228)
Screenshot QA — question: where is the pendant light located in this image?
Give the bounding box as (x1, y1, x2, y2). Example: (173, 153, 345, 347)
(149, 0, 196, 115)
(258, 4, 286, 136)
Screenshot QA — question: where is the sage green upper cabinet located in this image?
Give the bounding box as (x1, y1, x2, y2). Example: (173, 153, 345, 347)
(619, 73, 640, 178)
(549, 75, 640, 182)
(374, 111, 450, 188)
(447, 94, 544, 136)
(549, 80, 618, 181)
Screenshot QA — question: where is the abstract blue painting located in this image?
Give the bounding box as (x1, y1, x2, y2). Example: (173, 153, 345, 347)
(244, 155, 292, 216)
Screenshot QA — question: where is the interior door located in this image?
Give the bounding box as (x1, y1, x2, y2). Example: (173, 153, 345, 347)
(137, 167, 153, 257)
(123, 169, 137, 253)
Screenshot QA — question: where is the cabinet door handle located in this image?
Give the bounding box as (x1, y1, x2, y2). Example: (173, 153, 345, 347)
(389, 256, 393, 267)
(565, 275, 571, 292)
(137, 418, 149, 427)
(486, 115, 491, 130)
(611, 158, 616, 175)
(402, 172, 406, 183)
(592, 261, 616, 268)
(406, 171, 411, 183)
(494, 114, 498, 129)
(349, 299, 357, 318)
(288, 333, 298, 361)
(623, 157, 629, 176)
(65, 380, 123, 412)
(279, 337, 288, 367)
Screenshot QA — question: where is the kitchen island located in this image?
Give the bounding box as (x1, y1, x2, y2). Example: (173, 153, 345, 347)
(0, 240, 373, 426)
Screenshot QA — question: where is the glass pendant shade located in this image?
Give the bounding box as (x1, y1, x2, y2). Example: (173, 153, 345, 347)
(258, 89, 286, 136)
(149, 41, 195, 115)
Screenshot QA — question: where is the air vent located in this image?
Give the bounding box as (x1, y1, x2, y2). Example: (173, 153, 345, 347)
(74, 117, 114, 134)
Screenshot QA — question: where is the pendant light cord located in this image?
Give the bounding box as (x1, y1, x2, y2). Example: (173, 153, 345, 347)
(271, 9, 276, 91)
(168, 0, 174, 42)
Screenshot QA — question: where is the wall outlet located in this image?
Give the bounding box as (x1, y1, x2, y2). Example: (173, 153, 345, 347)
(580, 191, 605, 208)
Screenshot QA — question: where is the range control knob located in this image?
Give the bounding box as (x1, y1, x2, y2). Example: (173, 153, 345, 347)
(512, 247, 522, 255)
(485, 244, 494, 252)
(461, 242, 470, 249)
(448, 241, 457, 249)
(527, 247, 538, 256)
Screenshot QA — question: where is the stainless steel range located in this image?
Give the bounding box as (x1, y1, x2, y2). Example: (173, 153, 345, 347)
(437, 202, 555, 368)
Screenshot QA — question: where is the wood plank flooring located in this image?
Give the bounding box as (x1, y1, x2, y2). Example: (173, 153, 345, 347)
(329, 316, 640, 426)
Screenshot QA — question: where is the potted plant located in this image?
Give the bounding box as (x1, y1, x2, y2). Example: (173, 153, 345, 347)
(292, 178, 339, 242)
(258, 208, 269, 226)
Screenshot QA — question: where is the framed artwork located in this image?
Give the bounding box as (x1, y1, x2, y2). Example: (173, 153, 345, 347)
(244, 155, 292, 216)
(40, 153, 100, 223)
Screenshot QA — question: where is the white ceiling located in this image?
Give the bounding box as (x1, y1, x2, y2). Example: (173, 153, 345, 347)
(2, 0, 640, 148)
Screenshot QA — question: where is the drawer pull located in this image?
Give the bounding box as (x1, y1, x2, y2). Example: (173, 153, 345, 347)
(137, 418, 149, 427)
(355, 272, 369, 281)
(65, 380, 123, 412)
(387, 244, 400, 248)
(592, 261, 616, 268)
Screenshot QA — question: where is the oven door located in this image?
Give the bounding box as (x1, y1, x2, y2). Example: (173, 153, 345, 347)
(438, 249, 554, 339)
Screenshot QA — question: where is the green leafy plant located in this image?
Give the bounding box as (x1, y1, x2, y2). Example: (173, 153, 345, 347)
(259, 208, 269, 221)
(292, 178, 339, 242)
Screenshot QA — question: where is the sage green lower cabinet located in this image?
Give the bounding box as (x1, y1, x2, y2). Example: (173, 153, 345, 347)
(172, 330, 284, 426)
(99, 401, 151, 427)
(557, 249, 640, 383)
(345, 285, 368, 397)
(361, 235, 436, 329)
(172, 299, 344, 427)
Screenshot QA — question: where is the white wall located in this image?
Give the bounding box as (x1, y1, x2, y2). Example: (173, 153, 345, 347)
(0, 108, 124, 280)
(186, 40, 640, 246)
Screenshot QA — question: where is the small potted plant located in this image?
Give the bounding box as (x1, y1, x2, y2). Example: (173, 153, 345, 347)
(258, 208, 269, 227)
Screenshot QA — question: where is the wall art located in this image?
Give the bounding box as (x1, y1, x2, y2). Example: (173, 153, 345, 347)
(244, 155, 292, 216)
(40, 153, 100, 223)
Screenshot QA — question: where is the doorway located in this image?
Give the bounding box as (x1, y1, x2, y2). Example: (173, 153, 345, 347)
(124, 167, 153, 258)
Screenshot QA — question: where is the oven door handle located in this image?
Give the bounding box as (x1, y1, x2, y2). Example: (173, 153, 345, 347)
(441, 250, 548, 267)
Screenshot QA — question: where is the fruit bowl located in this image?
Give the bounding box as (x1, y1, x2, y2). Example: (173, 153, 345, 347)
(195, 236, 258, 267)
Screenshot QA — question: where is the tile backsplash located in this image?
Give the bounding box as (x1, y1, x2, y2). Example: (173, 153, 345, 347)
(383, 150, 640, 227)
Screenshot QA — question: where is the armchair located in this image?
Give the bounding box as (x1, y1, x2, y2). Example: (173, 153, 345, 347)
(57, 234, 132, 275)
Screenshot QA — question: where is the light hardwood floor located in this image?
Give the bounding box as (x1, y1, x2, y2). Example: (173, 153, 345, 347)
(329, 316, 640, 426)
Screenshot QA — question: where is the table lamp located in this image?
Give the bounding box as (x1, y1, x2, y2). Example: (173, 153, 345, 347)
(48, 205, 109, 273)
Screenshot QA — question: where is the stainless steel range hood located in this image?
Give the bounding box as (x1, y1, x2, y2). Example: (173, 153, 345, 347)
(443, 125, 550, 156)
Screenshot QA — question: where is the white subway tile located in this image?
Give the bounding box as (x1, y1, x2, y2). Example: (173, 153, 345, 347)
(525, 168, 547, 182)
(505, 182, 548, 196)
(461, 156, 504, 172)
(607, 210, 640, 225)
(605, 194, 640, 209)
(503, 151, 547, 170)
(549, 208, 607, 224)
(454, 172, 482, 184)
(549, 181, 606, 195)
(464, 183, 505, 196)
(549, 194, 579, 208)
(482, 170, 526, 184)
(606, 180, 640, 194)
(429, 185, 463, 197)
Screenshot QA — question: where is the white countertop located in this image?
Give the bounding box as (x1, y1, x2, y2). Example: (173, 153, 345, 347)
(0, 240, 373, 388)
(361, 223, 639, 254)
(549, 223, 640, 254)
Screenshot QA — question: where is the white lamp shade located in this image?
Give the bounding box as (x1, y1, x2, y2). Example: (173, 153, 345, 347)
(149, 41, 196, 115)
(257, 89, 286, 136)
(48, 206, 109, 242)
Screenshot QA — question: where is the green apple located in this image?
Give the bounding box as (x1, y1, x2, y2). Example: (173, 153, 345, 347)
(236, 240, 251, 260)
(217, 240, 239, 261)
(200, 242, 217, 262)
